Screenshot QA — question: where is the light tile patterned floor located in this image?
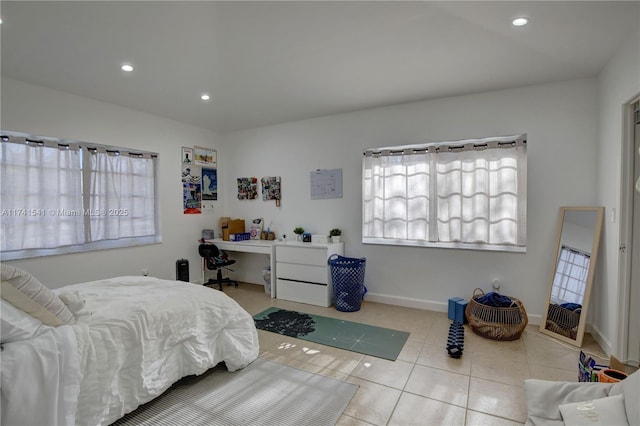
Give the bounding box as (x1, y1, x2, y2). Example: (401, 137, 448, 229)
(222, 284, 608, 426)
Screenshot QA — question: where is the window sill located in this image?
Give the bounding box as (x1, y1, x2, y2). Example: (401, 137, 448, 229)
(1, 236, 162, 260)
(362, 237, 526, 253)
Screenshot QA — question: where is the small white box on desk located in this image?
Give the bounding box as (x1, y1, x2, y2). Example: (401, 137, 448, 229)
(312, 234, 328, 243)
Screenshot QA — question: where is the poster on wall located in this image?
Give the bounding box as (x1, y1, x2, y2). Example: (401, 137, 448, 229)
(194, 146, 217, 166)
(182, 146, 218, 214)
(182, 164, 202, 214)
(183, 182, 201, 214)
(261, 176, 281, 206)
(237, 177, 258, 200)
(201, 167, 217, 213)
(182, 147, 193, 164)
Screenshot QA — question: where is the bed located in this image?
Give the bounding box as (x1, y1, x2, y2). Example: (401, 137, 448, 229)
(0, 265, 260, 426)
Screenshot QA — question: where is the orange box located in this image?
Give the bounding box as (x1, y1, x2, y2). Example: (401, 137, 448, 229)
(227, 219, 245, 235)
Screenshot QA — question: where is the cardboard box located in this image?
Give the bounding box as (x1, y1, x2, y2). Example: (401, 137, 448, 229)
(220, 216, 231, 241)
(228, 219, 245, 235)
(220, 217, 244, 241)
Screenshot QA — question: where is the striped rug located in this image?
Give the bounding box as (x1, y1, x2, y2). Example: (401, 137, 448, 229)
(112, 358, 358, 426)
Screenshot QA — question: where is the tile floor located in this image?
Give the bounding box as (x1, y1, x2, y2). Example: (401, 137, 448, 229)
(223, 284, 608, 426)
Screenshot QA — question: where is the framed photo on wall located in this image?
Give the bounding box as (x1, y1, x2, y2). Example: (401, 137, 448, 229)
(182, 147, 193, 164)
(237, 177, 258, 200)
(194, 146, 217, 166)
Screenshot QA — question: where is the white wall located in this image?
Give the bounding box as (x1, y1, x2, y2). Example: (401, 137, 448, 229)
(1, 78, 225, 287)
(595, 27, 640, 356)
(222, 78, 600, 321)
(3, 69, 627, 349)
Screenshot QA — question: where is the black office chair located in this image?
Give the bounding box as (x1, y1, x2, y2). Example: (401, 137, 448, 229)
(198, 243, 238, 291)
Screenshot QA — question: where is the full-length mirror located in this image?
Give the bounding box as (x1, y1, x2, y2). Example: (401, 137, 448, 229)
(540, 206, 604, 347)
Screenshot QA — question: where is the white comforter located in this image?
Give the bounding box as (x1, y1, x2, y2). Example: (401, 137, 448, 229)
(1, 276, 259, 426)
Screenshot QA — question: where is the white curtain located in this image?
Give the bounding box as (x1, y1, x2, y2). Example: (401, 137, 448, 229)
(363, 151, 432, 241)
(551, 246, 590, 305)
(435, 145, 526, 245)
(0, 140, 84, 251)
(88, 150, 156, 241)
(363, 135, 526, 249)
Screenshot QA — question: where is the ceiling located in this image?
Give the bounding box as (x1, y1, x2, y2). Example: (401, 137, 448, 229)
(1, 1, 638, 134)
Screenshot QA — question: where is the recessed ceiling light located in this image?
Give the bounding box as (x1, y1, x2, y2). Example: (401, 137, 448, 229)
(121, 63, 134, 72)
(200, 93, 211, 101)
(512, 17, 530, 27)
(0, 18, 4, 24)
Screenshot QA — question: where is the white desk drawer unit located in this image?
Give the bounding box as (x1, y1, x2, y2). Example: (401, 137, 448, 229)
(275, 242, 344, 307)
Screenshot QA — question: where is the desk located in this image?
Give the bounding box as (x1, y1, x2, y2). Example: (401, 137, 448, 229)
(202, 239, 344, 306)
(204, 239, 277, 297)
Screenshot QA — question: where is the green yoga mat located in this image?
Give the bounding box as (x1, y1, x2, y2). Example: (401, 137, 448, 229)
(254, 307, 410, 361)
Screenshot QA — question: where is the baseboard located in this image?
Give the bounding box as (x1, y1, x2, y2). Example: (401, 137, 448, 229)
(527, 313, 542, 326)
(364, 292, 447, 312)
(365, 293, 546, 327)
(587, 323, 613, 356)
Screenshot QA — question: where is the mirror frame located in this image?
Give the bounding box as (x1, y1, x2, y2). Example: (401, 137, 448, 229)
(540, 206, 604, 347)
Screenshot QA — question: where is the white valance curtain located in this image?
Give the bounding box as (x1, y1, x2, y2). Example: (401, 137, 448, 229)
(363, 134, 527, 249)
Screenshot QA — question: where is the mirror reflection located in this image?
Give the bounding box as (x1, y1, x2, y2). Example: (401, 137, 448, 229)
(541, 207, 604, 347)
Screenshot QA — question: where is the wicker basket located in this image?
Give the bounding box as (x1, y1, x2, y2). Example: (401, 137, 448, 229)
(465, 288, 528, 341)
(545, 303, 580, 340)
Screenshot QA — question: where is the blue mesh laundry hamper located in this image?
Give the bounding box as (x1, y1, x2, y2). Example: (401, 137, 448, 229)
(328, 255, 367, 312)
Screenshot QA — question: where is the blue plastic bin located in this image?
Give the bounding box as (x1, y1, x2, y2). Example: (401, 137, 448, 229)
(328, 255, 367, 312)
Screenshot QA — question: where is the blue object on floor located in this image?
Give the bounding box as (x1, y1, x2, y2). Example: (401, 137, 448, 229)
(447, 321, 465, 358)
(448, 297, 468, 324)
(328, 255, 367, 312)
(475, 291, 513, 307)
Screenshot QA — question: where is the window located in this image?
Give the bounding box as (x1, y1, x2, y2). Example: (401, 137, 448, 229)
(362, 134, 526, 252)
(1, 132, 159, 260)
(551, 245, 590, 305)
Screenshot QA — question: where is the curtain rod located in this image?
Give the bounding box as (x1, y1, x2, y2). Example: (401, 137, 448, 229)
(1, 135, 79, 150)
(363, 134, 527, 157)
(2, 133, 158, 158)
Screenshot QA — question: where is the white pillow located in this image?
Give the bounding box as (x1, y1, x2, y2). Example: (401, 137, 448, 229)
(56, 288, 92, 321)
(1, 300, 51, 343)
(0, 264, 74, 326)
(559, 394, 629, 426)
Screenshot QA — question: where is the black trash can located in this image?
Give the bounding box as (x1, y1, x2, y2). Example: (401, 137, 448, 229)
(328, 255, 367, 312)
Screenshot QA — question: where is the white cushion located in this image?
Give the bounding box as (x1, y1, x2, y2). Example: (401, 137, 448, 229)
(559, 394, 628, 426)
(1, 300, 51, 343)
(55, 288, 93, 320)
(610, 370, 640, 426)
(0, 264, 74, 326)
(524, 378, 612, 424)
